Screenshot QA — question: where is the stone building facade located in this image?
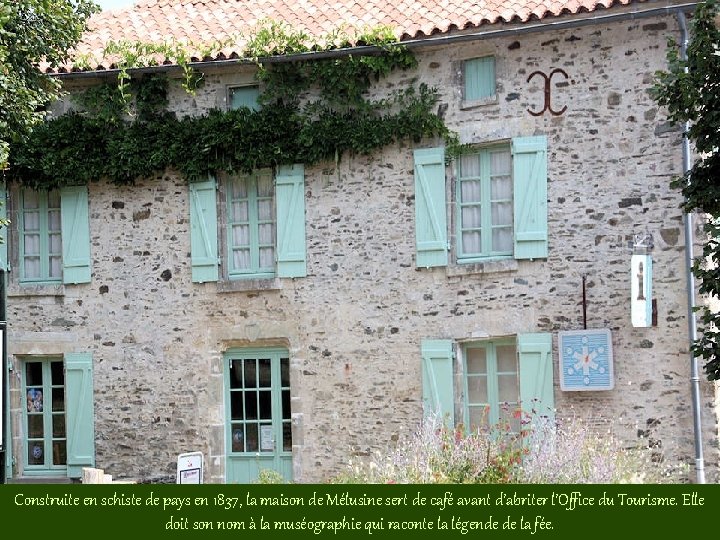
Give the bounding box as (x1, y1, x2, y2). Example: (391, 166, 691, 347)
(2, 2, 718, 483)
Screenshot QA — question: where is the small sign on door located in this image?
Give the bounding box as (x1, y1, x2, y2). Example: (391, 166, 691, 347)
(177, 451, 204, 484)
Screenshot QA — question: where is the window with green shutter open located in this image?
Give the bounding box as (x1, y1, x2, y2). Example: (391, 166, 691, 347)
(18, 186, 92, 285)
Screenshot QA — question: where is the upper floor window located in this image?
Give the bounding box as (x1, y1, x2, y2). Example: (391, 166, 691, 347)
(15, 186, 91, 285)
(20, 189, 62, 283)
(413, 135, 548, 269)
(189, 165, 307, 284)
(457, 145, 513, 261)
(228, 85, 260, 111)
(463, 56, 496, 103)
(227, 170, 275, 278)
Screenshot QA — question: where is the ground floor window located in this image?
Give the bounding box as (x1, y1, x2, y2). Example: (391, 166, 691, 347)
(23, 358, 66, 470)
(421, 333, 554, 431)
(463, 339, 520, 432)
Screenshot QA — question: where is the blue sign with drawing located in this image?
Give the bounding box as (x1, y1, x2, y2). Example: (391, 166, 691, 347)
(558, 329, 614, 391)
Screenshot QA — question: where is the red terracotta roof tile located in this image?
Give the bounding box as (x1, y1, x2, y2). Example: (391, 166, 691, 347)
(66, 0, 651, 72)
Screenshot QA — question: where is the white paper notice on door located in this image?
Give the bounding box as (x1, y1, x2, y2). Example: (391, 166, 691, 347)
(260, 425, 274, 451)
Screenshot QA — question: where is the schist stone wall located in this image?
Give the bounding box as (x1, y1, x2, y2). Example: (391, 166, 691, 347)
(6, 13, 718, 482)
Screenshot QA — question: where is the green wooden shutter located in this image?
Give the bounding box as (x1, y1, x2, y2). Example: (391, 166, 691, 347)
(60, 185, 91, 284)
(275, 164, 306, 278)
(0, 180, 8, 271)
(229, 86, 260, 111)
(189, 178, 219, 283)
(464, 57, 496, 101)
(512, 136, 548, 260)
(65, 352, 94, 478)
(518, 332, 554, 422)
(414, 148, 448, 268)
(421, 339, 454, 428)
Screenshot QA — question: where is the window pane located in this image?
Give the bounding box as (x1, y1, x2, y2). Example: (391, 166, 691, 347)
(462, 231, 482, 254)
(48, 210, 61, 231)
(24, 234, 40, 255)
(233, 249, 251, 270)
(49, 232, 62, 255)
(257, 199, 272, 221)
(492, 228, 513, 253)
(281, 358, 290, 387)
(28, 415, 44, 438)
(258, 223, 273, 244)
(244, 392, 257, 420)
(23, 190, 39, 209)
(232, 225, 250, 247)
(243, 360, 257, 389)
(491, 176, 512, 200)
(459, 154, 481, 178)
(259, 390, 271, 420)
(231, 424, 244, 452)
(49, 256, 62, 279)
(23, 258, 40, 279)
(231, 201, 248, 222)
(461, 206, 481, 228)
(461, 180, 481, 203)
(259, 423, 273, 452)
(229, 360, 243, 389)
(232, 177, 248, 199)
(498, 374, 519, 403)
(51, 361, 64, 385)
(282, 389, 291, 420)
(26, 389, 44, 412)
(245, 424, 259, 452)
(52, 388, 65, 412)
(26, 363, 43, 386)
(468, 405, 489, 430)
(256, 173, 273, 197)
(230, 391, 244, 420)
(496, 345, 517, 373)
(47, 190, 61, 208)
(283, 422, 292, 452)
(52, 441, 66, 465)
(23, 212, 40, 232)
(467, 375, 488, 404)
(491, 201, 512, 226)
(259, 247, 274, 269)
(258, 359, 271, 387)
(28, 442, 44, 465)
(490, 149, 511, 175)
(466, 348, 487, 375)
(53, 414, 66, 438)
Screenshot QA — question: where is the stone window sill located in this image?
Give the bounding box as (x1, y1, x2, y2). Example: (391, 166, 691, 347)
(7, 283, 65, 298)
(460, 96, 498, 110)
(216, 277, 283, 293)
(446, 258, 518, 277)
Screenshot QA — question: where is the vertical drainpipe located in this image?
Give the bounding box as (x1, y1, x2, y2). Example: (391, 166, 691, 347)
(677, 10, 706, 484)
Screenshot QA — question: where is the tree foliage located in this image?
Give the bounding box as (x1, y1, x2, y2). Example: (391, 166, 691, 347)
(654, 1, 720, 379)
(0, 0, 98, 168)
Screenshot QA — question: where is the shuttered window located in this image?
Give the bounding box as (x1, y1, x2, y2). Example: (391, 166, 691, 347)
(229, 85, 260, 111)
(189, 166, 307, 283)
(464, 56, 496, 102)
(19, 187, 92, 284)
(422, 333, 554, 431)
(413, 135, 548, 267)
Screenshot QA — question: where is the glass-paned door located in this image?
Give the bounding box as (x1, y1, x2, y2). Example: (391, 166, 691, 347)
(225, 348, 291, 483)
(23, 359, 67, 474)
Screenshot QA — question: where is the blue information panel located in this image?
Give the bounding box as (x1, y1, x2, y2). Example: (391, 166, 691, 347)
(558, 328, 614, 391)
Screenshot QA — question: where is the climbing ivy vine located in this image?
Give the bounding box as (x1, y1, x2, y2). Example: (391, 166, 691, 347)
(7, 21, 458, 189)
